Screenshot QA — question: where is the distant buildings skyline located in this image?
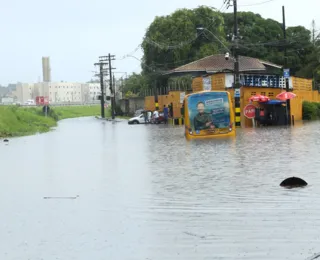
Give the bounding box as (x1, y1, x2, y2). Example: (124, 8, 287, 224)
(0, 56, 124, 104)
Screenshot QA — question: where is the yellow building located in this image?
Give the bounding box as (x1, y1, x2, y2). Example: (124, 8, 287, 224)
(145, 54, 315, 127)
(191, 73, 313, 127)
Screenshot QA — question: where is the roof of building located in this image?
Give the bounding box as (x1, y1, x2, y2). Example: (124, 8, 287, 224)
(164, 54, 282, 75)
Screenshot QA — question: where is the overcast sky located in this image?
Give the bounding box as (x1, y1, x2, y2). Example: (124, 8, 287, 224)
(0, 0, 318, 85)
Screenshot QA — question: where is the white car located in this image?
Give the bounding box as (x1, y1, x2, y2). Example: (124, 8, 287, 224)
(128, 114, 146, 124)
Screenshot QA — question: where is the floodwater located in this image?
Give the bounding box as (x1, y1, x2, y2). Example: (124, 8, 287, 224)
(1, 117, 320, 260)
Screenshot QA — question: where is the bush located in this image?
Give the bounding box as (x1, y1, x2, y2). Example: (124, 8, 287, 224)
(48, 109, 59, 121)
(302, 101, 319, 120)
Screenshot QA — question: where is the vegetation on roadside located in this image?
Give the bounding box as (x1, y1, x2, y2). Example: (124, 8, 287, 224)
(302, 101, 320, 120)
(122, 6, 320, 95)
(53, 105, 100, 120)
(0, 105, 101, 137)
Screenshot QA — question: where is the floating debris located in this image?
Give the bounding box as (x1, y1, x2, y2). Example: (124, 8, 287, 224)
(280, 177, 308, 188)
(183, 231, 206, 239)
(43, 195, 79, 199)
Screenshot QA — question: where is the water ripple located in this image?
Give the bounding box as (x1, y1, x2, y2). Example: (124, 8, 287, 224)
(0, 118, 320, 260)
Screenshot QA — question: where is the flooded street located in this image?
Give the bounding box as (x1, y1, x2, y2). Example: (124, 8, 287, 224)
(1, 117, 320, 260)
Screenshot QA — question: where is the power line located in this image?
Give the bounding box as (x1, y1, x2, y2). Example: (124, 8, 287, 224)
(118, 45, 141, 60)
(238, 0, 275, 7)
(143, 34, 200, 50)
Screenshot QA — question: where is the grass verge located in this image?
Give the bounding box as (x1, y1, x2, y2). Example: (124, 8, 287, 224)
(0, 105, 101, 137)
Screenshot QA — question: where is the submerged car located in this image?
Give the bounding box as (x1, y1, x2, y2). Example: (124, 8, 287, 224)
(128, 111, 165, 125)
(128, 113, 147, 124)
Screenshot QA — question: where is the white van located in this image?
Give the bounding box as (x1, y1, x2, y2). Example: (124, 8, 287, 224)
(24, 99, 35, 106)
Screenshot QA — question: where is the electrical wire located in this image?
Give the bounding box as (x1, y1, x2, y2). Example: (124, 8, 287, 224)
(118, 45, 142, 60)
(238, 0, 276, 7)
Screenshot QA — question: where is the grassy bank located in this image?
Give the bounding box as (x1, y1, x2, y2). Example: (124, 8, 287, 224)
(0, 105, 101, 137)
(53, 105, 100, 120)
(302, 101, 320, 120)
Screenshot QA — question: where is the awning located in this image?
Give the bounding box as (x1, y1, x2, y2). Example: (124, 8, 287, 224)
(260, 100, 285, 105)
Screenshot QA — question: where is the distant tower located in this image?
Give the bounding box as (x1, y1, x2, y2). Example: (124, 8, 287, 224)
(42, 57, 51, 82)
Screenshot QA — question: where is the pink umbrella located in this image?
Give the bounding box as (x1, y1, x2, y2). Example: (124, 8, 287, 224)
(276, 92, 296, 100)
(249, 94, 270, 102)
(276, 92, 296, 125)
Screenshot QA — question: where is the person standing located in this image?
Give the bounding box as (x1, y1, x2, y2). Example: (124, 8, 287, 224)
(168, 103, 173, 118)
(147, 111, 152, 123)
(153, 109, 159, 124)
(163, 105, 169, 124)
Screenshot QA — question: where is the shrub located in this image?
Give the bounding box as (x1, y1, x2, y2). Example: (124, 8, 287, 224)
(302, 101, 319, 120)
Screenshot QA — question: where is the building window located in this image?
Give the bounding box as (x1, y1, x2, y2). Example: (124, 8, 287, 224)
(251, 92, 256, 96)
(268, 92, 274, 97)
(261, 92, 266, 96)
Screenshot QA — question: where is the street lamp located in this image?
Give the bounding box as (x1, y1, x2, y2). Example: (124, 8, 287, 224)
(196, 26, 241, 127)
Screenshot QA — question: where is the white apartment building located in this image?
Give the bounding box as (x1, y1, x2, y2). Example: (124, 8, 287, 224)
(15, 83, 37, 104)
(86, 83, 101, 101)
(47, 82, 83, 103)
(15, 81, 117, 104)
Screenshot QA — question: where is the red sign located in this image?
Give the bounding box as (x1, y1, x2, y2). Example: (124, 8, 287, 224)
(244, 104, 256, 119)
(36, 96, 49, 105)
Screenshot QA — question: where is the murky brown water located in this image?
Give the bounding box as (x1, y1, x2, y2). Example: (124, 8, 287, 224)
(1, 117, 320, 260)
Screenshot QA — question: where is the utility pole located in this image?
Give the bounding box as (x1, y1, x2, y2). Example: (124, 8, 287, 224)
(94, 57, 109, 118)
(113, 73, 117, 113)
(151, 65, 159, 111)
(107, 53, 116, 119)
(225, 0, 241, 127)
(312, 20, 316, 46)
(233, 0, 241, 127)
(282, 6, 291, 125)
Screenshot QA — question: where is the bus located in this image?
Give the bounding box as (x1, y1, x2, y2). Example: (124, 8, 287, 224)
(184, 91, 236, 140)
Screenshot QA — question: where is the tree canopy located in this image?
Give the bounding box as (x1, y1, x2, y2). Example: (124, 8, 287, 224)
(122, 6, 320, 94)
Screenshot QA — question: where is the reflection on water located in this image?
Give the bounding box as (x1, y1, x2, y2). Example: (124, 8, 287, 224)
(1, 117, 320, 260)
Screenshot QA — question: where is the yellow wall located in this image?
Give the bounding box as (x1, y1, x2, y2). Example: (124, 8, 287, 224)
(144, 91, 183, 117)
(191, 74, 226, 91)
(212, 73, 225, 90)
(144, 96, 155, 111)
(168, 91, 183, 118)
(190, 74, 316, 127)
(144, 74, 316, 125)
(192, 77, 203, 92)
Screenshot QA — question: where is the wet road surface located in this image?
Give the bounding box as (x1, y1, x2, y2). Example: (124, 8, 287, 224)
(1, 117, 320, 260)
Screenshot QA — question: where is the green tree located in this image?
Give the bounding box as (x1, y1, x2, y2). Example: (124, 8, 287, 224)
(223, 12, 284, 65)
(133, 8, 320, 95)
(122, 73, 149, 96)
(141, 6, 226, 73)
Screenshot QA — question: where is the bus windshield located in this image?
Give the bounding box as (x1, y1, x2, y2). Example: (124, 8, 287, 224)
(187, 92, 231, 133)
